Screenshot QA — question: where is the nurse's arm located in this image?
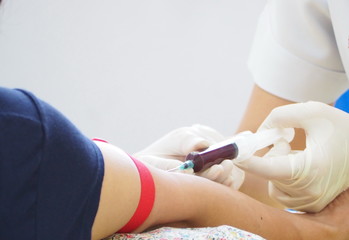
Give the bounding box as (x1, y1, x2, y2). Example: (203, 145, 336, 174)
(90, 141, 335, 240)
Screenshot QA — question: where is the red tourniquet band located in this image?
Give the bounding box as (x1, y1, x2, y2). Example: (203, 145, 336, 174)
(91, 138, 156, 233)
(117, 155, 155, 233)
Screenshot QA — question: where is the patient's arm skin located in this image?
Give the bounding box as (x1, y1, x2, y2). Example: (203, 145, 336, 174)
(91, 141, 346, 240)
(236, 85, 307, 207)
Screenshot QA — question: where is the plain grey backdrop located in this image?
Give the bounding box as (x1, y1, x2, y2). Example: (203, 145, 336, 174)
(0, 0, 266, 152)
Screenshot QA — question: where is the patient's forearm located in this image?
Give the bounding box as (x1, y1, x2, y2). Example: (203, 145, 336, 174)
(141, 166, 334, 240)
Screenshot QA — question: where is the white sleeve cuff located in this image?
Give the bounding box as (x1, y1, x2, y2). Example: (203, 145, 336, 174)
(247, 7, 348, 104)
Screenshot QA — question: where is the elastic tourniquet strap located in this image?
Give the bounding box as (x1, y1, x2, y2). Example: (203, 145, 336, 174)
(92, 138, 155, 233)
(117, 155, 155, 233)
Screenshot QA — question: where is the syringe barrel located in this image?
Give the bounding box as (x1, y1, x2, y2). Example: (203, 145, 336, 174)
(184, 128, 292, 173)
(186, 143, 238, 172)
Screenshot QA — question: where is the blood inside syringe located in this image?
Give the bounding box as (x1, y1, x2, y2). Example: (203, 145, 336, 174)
(182, 142, 239, 172)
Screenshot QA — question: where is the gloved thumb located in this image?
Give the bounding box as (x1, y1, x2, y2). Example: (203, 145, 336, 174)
(234, 140, 297, 180)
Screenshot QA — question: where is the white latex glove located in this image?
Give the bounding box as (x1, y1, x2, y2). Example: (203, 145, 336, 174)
(134, 124, 245, 189)
(134, 124, 225, 172)
(235, 101, 349, 212)
(199, 159, 245, 190)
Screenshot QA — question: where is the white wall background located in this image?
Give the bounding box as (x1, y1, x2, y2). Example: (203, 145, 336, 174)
(0, 0, 265, 153)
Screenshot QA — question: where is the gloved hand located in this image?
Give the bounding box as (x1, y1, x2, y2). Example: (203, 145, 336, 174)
(134, 124, 245, 189)
(134, 124, 224, 172)
(234, 101, 349, 212)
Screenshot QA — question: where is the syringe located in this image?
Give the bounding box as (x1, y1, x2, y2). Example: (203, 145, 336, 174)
(169, 128, 293, 173)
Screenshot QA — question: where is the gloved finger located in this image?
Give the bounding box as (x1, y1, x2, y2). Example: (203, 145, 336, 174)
(215, 160, 235, 183)
(223, 165, 245, 190)
(234, 150, 305, 180)
(197, 160, 235, 183)
(264, 139, 291, 158)
(197, 164, 224, 181)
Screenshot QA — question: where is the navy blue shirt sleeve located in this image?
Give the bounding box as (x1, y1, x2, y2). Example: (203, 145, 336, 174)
(0, 87, 104, 240)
